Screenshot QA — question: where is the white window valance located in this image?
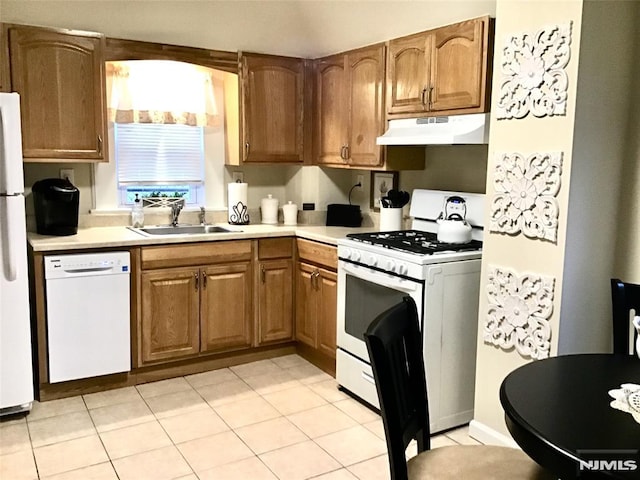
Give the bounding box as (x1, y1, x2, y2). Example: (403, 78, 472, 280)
(107, 60, 219, 127)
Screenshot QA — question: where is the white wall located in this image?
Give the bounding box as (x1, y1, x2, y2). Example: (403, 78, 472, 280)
(1, 0, 495, 58)
(613, 6, 640, 283)
(558, 0, 637, 354)
(471, 0, 585, 444)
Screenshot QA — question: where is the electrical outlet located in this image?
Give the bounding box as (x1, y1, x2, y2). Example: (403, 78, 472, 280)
(60, 168, 75, 185)
(356, 174, 364, 187)
(232, 171, 244, 183)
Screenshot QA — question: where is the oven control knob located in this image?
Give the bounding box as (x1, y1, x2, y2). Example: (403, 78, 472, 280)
(352, 250, 361, 262)
(397, 263, 408, 275)
(387, 260, 397, 272)
(367, 255, 377, 267)
(341, 248, 351, 260)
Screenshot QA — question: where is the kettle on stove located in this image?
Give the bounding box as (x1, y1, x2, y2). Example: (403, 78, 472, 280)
(437, 195, 472, 244)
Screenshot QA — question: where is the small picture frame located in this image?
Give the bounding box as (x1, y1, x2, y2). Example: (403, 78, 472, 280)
(370, 171, 399, 211)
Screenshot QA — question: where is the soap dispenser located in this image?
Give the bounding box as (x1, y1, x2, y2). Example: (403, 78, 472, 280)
(131, 194, 144, 227)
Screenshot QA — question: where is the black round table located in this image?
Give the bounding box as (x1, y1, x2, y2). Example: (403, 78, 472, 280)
(500, 354, 640, 479)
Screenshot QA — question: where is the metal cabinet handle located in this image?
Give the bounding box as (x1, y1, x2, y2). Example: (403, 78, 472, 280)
(340, 145, 346, 160)
(311, 270, 320, 290)
(261, 265, 266, 283)
(194, 271, 199, 290)
(202, 271, 207, 288)
(245, 142, 250, 157)
(97, 135, 103, 154)
(421, 87, 428, 106)
(428, 86, 434, 109)
(343, 145, 349, 162)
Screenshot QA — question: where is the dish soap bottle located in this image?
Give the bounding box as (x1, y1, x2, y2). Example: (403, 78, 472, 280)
(131, 194, 144, 227)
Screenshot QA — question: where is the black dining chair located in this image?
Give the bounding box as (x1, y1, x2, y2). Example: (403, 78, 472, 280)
(364, 296, 554, 480)
(611, 278, 640, 355)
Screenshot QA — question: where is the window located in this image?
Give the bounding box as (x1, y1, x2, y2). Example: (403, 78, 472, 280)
(107, 60, 219, 208)
(115, 123, 204, 206)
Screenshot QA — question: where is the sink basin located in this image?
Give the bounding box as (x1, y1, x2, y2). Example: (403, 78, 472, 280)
(130, 225, 238, 236)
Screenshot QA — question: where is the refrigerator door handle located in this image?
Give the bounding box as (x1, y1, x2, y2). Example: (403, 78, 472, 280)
(1, 199, 18, 281)
(0, 93, 24, 196)
(0, 103, 8, 195)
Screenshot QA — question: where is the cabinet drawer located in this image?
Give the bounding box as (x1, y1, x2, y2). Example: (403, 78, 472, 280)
(296, 239, 337, 270)
(258, 237, 293, 259)
(141, 241, 252, 270)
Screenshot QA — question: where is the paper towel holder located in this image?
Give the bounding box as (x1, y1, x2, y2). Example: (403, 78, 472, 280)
(229, 201, 249, 225)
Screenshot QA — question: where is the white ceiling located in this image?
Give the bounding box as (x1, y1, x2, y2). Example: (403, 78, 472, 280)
(1, 0, 496, 58)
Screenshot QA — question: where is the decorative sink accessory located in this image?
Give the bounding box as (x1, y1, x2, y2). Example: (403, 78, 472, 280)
(130, 225, 238, 236)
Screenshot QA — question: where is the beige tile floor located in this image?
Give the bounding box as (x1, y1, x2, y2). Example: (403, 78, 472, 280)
(0, 354, 480, 480)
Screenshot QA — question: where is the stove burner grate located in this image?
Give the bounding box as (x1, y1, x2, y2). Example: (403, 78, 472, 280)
(346, 230, 482, 255)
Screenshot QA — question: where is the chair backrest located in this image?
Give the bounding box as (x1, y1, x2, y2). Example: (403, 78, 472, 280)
(364, 296, 430, 480)
(610, 278, 640, 355)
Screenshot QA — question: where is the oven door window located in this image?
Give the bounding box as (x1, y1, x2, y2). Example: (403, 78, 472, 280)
(344, 274, 414, 341)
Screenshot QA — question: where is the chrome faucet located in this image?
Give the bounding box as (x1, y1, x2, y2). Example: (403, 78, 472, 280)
(199, 206, 206, 225)
(170, 203, 183, 227)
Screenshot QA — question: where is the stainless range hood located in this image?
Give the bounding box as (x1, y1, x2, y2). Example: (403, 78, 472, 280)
(376, 113, 490, 145)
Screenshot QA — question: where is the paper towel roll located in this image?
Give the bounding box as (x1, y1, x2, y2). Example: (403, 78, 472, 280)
(228, 182, 249, 225)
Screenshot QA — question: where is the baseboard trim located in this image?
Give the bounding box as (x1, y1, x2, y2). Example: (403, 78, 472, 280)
(468, 420, 518, 448)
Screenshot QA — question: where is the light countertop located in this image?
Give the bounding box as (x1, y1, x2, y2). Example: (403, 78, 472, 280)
(27, 223, 379, 252)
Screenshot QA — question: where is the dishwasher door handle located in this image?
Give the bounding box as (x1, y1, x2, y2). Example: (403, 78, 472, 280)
(62, 266, 115, 275)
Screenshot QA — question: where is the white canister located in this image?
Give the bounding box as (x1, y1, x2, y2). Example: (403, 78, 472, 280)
(379, 207, 403, 231)
(261, 194, 279, 225)
(282, 201, 298, 226)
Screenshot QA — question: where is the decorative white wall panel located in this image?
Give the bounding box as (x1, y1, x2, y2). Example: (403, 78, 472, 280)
(497, 22, 572, 119)
(484, 266, 555, 360)
(490, 152, 563, 242)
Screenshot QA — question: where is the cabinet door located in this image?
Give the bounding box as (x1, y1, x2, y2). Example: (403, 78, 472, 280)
(241, 53, 304, 163)
(295, 262, 317, 348)
(200, 262, 252, 353)
(346, 44, 385, 167)
(8, 26, 107, 161)
(430, 17, 485, 112)
(316, 268, 337, 359)
(141, 267, 199, 364)
(315, 55, 347, 165)
(387, 33, 431, 115)
(258, 259, 294, 344)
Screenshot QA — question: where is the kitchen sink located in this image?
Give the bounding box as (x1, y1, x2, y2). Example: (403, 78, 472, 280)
(130, 225, 238, 236)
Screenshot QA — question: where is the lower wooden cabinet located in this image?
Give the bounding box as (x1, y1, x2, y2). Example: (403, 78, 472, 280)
(200, 262, 252, 353)
(295, 239, 338, 374)
(138, 241, 254, 365)
(256, 238, 294, 345)
(296, 263, 337, 358)
(141, 267, 200, 364)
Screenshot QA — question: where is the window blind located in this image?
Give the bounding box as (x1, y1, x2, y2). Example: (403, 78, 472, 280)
(115, 123, 204, 184)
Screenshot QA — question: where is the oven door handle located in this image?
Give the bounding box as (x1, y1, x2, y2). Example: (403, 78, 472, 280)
(340, 261, 421, 293)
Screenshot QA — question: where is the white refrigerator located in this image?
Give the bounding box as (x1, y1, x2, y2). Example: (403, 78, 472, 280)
(0, 92, 34, 415)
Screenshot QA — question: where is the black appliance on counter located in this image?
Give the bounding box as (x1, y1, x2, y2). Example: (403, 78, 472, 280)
(326, 204, 362, 227)
(32, 178, 79, 236)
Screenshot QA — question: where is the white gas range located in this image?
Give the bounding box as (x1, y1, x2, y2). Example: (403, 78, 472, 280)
(336, 189, 484, 433)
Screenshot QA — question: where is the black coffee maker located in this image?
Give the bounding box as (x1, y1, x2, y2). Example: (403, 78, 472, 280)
(32, 178, 79, 236)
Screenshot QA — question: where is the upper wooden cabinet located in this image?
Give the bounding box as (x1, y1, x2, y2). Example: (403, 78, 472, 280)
(3, 24, 108, 162)
(387, 16, 492, 117)
(314, 44, 385, 168)
(240, 53, 305, 164)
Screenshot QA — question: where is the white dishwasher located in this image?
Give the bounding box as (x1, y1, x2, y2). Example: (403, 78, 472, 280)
(45, 252, 131, 383)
